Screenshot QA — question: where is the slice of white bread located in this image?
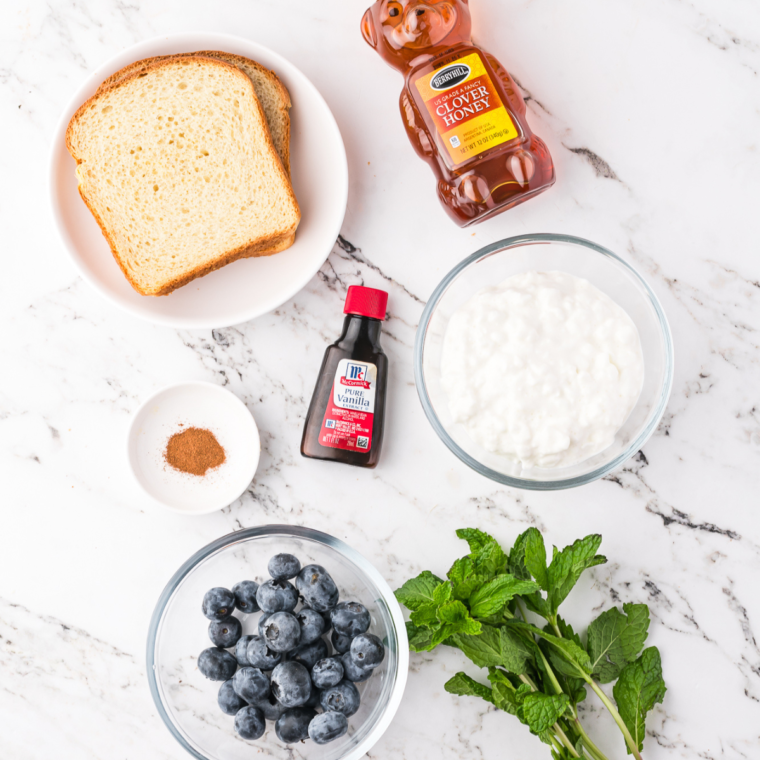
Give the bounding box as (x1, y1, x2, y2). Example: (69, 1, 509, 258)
(66, 56, 301, 296)
(97, 51, 292, 177)
(98, 52, 296, 258)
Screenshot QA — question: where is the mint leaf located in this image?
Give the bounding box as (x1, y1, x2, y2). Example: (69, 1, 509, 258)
(613, 647, 666, 753)
(524, 528, 550, 590)
(487, 666, 520, 689)
(406, 622, 435, 652)
(547, 617, 587, 704)
(499, 626, 534, 674)
(437, 600, 479, 629)
(488, 669, 531, 718)
(509, 621, 592, 676)
(468, 574, 540, 619)
(523, 591, 553, 620)
(429, 600, 481, 647)
(452, 624, 532, 674)
(451, 625, 503, 668)
(547, 534, 606, 614)
(432, 581, 453, 606)
(447, 557, 488, 601)
(472, 540, 508, 576)
(522, 692, 570, 735)
(395, 571, 443, 611)
(588, 603, 650, 683)
(444, 672, 495, 704)
(506, 530, 552, 618)
(456, 528, 496, 553)
(555, 615, 584, 648)
(409, 603, 438, 629)
(507, 530, 533, 580)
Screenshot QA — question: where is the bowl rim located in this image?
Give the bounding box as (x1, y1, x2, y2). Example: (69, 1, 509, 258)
(413, 232, 674, 491)
(146, 525, 409, 760)
(126, 380, 261, 514)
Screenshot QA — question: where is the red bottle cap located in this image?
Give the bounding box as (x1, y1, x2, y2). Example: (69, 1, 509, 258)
(343, 286, 388, 320)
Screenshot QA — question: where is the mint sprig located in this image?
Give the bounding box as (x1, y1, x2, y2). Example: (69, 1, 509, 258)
(396, 528, 667, 760)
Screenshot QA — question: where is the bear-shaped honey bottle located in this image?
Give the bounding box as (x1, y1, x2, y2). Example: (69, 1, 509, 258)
(361, 0, 555, 227)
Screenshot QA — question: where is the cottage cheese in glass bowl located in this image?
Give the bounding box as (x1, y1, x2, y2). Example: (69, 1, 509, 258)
(441, 270, 645, 470)
(414, 234, 673, 490)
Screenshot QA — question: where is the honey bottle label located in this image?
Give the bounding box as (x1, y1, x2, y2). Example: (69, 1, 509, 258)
(414, 51, 519, 166)
(318, 359, 377, 453)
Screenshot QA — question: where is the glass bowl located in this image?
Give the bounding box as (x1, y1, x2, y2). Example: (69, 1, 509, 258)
(147, 526, 408, 760)
(414, 233, 674, 490)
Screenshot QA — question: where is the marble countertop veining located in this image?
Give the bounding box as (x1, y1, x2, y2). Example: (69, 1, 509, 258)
(1, 0, 759, 757)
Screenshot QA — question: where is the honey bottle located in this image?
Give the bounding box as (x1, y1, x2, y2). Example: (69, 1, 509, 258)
(301, 286, 389, 468)
(361, 0, 555, 227)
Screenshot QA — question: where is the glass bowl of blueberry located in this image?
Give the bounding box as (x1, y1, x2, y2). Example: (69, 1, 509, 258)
(147, 525, 408, 760)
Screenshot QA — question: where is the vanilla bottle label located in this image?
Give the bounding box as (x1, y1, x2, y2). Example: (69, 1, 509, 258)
(318, 359, 377, 452)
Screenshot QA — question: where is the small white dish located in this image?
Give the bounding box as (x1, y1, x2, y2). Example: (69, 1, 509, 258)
(127, 382, 260, 514)
(49, 32, 348, 329)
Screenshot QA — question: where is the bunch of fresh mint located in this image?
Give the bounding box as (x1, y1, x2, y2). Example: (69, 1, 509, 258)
(396, 528, 666, 760)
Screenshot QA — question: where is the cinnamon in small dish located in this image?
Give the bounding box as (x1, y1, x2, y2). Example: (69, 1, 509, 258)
(165, 427, 226, 476)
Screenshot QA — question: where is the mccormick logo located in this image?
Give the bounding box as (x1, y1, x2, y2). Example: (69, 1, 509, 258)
(431, 64, 471, 91)
(340, 362, 371, 389)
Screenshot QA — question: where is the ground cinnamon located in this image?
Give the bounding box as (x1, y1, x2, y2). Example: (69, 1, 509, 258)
(165, 427, 226, 476)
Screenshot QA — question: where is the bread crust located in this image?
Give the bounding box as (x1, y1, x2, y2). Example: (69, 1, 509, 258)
(66, 55, 300, 297)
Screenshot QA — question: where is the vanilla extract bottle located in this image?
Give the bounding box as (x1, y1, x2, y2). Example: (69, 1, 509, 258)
(301, 286, 389, 468)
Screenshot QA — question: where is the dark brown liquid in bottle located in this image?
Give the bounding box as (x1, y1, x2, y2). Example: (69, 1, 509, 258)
(301, 314, 388, 468)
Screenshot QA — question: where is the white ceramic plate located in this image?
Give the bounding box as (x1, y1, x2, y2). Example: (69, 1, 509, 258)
(49, 33, 348, 329)
(127, 382, 260, 514)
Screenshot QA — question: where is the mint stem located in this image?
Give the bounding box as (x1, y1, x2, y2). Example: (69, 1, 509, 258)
(583, 677, 644, 760)
(547, 614, 637, 760)
(553, 722, 581, 758)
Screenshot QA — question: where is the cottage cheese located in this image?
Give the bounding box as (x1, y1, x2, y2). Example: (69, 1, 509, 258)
(441, 271, 645, 469)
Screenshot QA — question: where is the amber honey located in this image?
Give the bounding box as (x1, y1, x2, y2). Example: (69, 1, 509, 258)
(362, 0, 555, 226)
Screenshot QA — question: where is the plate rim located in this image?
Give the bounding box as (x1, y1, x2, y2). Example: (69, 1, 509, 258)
(48, 32, 348, 330)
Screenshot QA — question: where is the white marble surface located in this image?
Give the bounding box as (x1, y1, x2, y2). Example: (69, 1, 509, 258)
(1, 0, 759, 758)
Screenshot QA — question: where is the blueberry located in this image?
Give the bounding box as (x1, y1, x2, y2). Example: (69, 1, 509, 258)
(330, 601, 371, 638)
(262, 611, 301, 652)
(296, 564, 339, 613)
(340, 651, 373, 682)
(268, 553, 301, 581)
(234, 705, 266, 741)
(252, 691, 287, 721)
(218, 679, 247, 715)
(235, 635, 255, 666)
(287, 637, 328, 670)
(232, 667, 270, 703)
(312, 657, 344, 689)
(258, 613, 272, 638)
(208, 616, 242, 648)
(256, 579, 299, 613)
(320, 679, 361, 716)
(296, 607, 326, 645)
(198, 648, 238, 681)
(331, 630, 352, 654)
(304, 685, 322, 709)
(246, 635, 283, 670)
(202, 587, 236, 621)
(275, 706, 316, 743)
(350, 632, 385, 669)
(308, 711, 348, 744)
(271, 661, 312, 708)
(232, 580, 260, 614)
